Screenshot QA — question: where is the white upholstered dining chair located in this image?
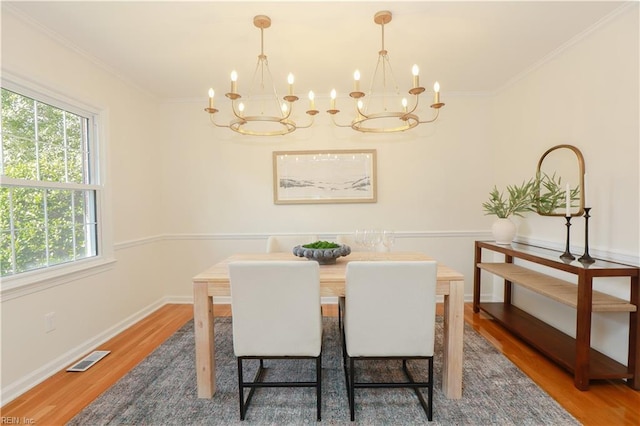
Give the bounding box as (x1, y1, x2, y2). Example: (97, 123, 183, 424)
(340, 260, 438, 421)
(266, 235, 318, 253)
(228, 260, 323, 421)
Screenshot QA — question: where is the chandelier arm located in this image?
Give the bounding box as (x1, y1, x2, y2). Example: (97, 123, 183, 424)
(280, 101, 293, 120)
(405, 95, 420, 115)
(293, 115, 315, 129)
(230, 101, 244, 119)
(329, 115, 355, 128)
(209, 114, 231, 128)
(355, 103, 371, 119)
(417, 108, 441, 124)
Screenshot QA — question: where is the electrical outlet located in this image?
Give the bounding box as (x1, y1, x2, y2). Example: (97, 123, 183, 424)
(44, 312, 56, 333)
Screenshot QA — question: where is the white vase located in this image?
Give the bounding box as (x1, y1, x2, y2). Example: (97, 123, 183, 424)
(492, 218, 516, 245)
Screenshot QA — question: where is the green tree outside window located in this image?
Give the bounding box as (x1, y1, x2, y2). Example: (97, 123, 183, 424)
(1, 88, 97, 277)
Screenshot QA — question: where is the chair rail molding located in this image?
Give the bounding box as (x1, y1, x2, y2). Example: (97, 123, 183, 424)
(162, 230, 492, 241)
(115, 232, 637, 266)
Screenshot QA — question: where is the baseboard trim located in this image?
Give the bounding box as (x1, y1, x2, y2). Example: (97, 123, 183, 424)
(164, 296, 342, 305)
(1, 298, 165, 405)
(165, 295, 474, 305)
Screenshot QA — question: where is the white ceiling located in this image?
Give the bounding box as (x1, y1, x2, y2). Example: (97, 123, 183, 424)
(3, 1, 628, 101)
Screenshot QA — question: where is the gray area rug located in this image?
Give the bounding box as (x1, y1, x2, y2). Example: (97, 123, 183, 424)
(68, 317, 579, 425)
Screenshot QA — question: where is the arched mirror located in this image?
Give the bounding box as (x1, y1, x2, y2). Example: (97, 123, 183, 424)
(536, 144, 585, 216)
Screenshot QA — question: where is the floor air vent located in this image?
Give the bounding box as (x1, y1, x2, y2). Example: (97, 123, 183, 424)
(67, 350, 111, 372)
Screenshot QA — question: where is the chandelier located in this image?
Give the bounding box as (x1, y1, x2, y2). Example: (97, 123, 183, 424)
(204, 15, 318, 136)
(327, 11, 445, 133)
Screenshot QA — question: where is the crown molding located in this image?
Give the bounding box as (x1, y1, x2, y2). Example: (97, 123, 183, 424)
(495, 1, 637, 96)
(2, 4, 158, 102)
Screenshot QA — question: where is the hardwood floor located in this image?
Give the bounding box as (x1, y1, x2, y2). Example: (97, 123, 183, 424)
(2, 303, 638, 425)
(465, 304, 640, 426)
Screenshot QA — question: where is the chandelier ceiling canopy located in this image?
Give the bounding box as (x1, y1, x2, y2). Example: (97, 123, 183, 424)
(204, 15, 318, 136)
(327, 10, 445, 133)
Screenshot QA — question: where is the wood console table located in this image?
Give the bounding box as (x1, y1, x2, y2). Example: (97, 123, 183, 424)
(473, 241, 639, 391)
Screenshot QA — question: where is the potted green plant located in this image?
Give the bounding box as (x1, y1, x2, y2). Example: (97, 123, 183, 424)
(483, 179, 535, 244)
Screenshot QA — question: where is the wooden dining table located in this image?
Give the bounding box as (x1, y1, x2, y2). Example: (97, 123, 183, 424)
(193, 251, 465, 399)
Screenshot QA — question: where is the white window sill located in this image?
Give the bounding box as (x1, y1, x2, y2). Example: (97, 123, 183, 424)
(0, 257, 117, 302)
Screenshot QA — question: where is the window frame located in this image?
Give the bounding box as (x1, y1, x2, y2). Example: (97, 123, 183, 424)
(0, 74, 114, 299)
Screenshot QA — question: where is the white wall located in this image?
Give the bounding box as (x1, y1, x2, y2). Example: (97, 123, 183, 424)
(1, 3, 638, 403)
(1, 9, 168, 400)
(491, 5, 639, 364)
(494, 6, 639, 256)
(159, 95, 495, 300)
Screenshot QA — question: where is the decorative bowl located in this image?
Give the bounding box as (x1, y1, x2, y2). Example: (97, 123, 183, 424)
(292, 244, 351, 265)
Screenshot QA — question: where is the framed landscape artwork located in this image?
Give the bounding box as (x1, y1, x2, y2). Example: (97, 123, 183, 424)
(273, 149, 377, 204)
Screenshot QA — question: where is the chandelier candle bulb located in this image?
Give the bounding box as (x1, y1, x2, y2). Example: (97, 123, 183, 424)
(354, 70, 361, 92)
(402, 97, 408, 112)
(230, 71, 238, 94)
(208, 88, 215, 109)
(287, 73, 294, 95)
(412, 65, 419, 88)
(565, 183, 571, 217)
(308, 91, 315, 110)
(330, 89, 337, 109)
(434, 81, 440, 104)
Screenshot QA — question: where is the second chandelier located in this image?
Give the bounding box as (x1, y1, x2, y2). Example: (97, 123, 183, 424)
(327, 10, 445, 133)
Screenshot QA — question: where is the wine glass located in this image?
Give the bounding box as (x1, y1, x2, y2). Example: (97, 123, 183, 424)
(355, 229, 365, 250)
(383, 230, 396, 252)
(365, 229, 382, 252)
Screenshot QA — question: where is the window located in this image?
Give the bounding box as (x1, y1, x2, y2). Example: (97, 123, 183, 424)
(1, 87, 100, 278)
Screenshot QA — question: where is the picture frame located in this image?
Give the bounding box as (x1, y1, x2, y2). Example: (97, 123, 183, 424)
(273, 149, 377, 204)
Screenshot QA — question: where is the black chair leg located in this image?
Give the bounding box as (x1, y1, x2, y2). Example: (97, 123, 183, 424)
(237, 356, 322, 421)
(428, 357, 433, 421)
(237, 358, 245, 420)
(349, 358, 355, 422)
(346, 357, 434, 422)
(316, 355, 322, 421)
(338, 298, 343, 334)
(402, 358, 434, 422)
(238, 358, 267, 421)
(339, 300, 349, 391)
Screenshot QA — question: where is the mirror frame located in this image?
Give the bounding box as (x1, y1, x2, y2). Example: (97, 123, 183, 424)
(536, 144, 585, 217)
